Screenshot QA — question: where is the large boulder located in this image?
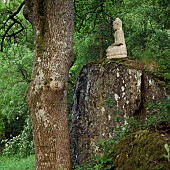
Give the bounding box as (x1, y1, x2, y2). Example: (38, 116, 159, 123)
(70, 60, 169, 165)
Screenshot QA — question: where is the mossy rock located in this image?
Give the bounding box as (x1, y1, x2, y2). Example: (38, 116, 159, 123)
(113, 129, 170, 170)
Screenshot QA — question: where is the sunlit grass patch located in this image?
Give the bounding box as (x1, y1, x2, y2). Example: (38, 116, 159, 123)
(0, 155, 35, 170)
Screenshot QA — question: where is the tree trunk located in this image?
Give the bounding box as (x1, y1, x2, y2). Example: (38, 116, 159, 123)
(24, 0, 73, 169)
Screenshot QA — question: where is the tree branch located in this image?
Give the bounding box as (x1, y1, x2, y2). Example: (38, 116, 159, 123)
(17, 64, 31, 83)
(1, 1, 25, 52)
(5, 1, 25, 24)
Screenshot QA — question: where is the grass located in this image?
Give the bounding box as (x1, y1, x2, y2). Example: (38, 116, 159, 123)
(0, 155, 35, 170)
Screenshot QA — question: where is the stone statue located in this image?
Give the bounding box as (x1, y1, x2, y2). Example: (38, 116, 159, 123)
(106, 18, 127, 59)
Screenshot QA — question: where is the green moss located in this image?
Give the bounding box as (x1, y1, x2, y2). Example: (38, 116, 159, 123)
(113, 129, 170, 170)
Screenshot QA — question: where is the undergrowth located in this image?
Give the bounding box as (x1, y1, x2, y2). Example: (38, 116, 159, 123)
(74, 97, 170, 170)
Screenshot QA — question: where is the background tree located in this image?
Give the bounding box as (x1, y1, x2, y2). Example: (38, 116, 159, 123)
(23, 0, 74, 169)
(0, 0, 33, 153)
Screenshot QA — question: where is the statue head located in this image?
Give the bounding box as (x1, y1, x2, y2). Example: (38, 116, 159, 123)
(113, 18, 122, 31)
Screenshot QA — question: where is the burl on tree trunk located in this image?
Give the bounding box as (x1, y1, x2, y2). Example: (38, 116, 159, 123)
(23, 0, 74, 169)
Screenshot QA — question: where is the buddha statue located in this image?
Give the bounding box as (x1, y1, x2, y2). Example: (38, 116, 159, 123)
(106, 18, 127, 59)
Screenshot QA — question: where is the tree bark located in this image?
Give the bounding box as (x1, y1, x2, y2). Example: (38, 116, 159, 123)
(24, 0, 74, 169)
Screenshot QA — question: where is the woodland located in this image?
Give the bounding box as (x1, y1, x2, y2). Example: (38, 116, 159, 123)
(0, 0, 170, 169)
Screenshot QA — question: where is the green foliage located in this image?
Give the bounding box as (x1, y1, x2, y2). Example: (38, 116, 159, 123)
(143, 97, 170, 127)
(0, 0, 34, 51)
(93, 139, 116, 170)
(0, 155, 35, 170)
(0, 2, 34, 156)
(0, 0, 34, 159)
(104, 98, 116, 108)
(2, 116, 34, 157)
(74, 0, 124, 33)
(74, 139, 116, 170)
(70, 33, 100, 81)
(0, 113, 5, 151)
(0, 44, 33, 141)
(163, 144, 170, 162)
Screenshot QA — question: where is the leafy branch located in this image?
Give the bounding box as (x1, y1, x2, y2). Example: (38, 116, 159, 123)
(1, 1, 25, 52)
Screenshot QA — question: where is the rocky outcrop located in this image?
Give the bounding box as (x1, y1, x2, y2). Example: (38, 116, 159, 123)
(70, 60, 169, 165)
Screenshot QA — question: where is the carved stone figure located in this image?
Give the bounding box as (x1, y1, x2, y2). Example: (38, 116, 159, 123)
(106, 18, 127, 59)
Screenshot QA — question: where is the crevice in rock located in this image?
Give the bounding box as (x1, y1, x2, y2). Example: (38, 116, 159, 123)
(70, 69, 89, 165)
(134, 71, 146, 120)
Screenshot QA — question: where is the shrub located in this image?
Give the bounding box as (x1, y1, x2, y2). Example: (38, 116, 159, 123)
(2, 116, 34, 157)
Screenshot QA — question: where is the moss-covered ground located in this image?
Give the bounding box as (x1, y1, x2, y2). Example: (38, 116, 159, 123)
(112, 123, 170, 170)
